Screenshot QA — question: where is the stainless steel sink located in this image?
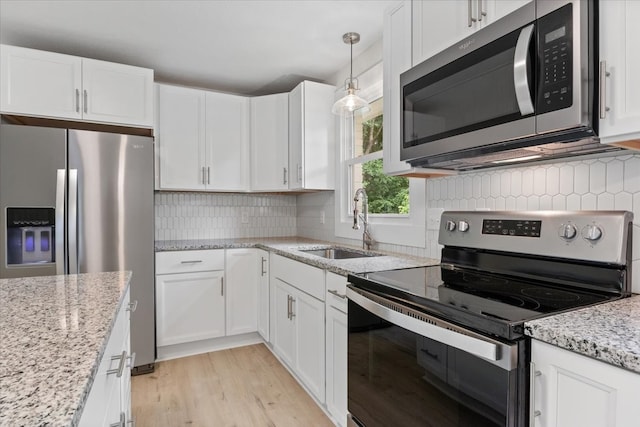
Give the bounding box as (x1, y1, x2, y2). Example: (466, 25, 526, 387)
(300, 247, 380, 260)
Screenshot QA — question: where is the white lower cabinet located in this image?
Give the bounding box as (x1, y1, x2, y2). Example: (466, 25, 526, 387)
(270, 254, 325, 404)
(257, 249, 270, 341)
(325, 272, 348, 427)
(155, 250, 226, 347)
(80, 288, 132, 426)
(225, 249, 258, 336)
(531, 339, 640, 427)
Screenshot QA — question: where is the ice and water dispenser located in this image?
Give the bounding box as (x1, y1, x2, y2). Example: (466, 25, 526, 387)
(6, 207, 55, 265)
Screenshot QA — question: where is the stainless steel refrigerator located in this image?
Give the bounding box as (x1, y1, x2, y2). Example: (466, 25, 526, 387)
(0, 124, 155, 374)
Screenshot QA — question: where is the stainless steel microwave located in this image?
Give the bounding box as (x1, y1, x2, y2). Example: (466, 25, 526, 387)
(400, 0, 620, 170)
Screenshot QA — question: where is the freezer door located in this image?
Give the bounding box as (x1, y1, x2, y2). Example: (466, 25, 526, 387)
(68, 129, 155, 370)
(0, 125, 66, 278)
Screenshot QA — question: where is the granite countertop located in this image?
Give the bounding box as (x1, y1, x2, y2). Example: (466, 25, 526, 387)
(0, 271, 131, 427)
(155, 237, 440, 275)
(525, 296, 640, 374)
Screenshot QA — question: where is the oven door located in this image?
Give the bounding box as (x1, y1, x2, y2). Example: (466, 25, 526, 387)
(346, 287, 525, 427)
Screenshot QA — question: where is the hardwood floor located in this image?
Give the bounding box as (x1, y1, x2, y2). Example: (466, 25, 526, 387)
(132, 344, 334, 427)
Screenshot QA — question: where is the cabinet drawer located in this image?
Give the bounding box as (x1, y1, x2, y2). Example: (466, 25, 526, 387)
(326, 272, 347, 312)
(271, 254, 325, 300)
(156, 249, 224, 274)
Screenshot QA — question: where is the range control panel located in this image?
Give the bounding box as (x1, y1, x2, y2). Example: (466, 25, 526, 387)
(439, 211, 633, 265)
(482, 219, 542, 237)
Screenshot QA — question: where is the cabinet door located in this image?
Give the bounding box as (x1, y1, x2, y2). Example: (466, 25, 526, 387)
(225, 248, 258, 336)
(326, 304, 347, 426)
(156, 270, 225, 346)
(272, 278, 296, 368)
(250, 93, 289, 191)
(205, 92, 250, 191)
(484, 0, 532, 25)
(295, 289, 325, 403)
(598, 0, 640, 144)
(257, 249, 270, 342)
(156, 84, 206, 190)
(79, 290, 128, 426)
(288, 81, 335, 190)
(82, 58, 153, 127)
(531, 340, 640, 427)
(0, 44, 82, 120)
(412, 0, 473, 65)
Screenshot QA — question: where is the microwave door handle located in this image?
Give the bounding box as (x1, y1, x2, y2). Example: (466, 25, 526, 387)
(513, 24, 535, 116)
(346, 288, 499, 362)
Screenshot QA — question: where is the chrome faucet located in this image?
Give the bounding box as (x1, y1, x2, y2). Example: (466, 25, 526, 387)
(353, 188, 374, 250)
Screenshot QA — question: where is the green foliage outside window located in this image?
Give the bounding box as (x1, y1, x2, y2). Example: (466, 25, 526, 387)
(360, 114, 409, 214)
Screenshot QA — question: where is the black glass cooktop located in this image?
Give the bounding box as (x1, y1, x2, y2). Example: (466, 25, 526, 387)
(348, 265, 618, 340)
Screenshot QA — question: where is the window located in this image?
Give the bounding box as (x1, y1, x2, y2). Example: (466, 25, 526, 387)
(335, 62, 426, 248)
(347, 98, 410, 215)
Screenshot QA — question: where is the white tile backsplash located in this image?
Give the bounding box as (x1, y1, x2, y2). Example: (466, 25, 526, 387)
(155, 192, 297, 240)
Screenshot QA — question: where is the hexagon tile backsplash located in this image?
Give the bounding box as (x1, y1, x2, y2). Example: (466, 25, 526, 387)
(425, 153, 640, 293)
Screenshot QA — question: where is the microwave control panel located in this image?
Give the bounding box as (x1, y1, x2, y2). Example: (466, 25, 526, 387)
(537, 3, 573, 114)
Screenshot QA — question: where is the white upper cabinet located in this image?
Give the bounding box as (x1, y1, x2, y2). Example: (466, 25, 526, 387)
(205, 91, 250, 191)
(288, 81, 335, 190)
(412, 0, 532, 65)
(80, 58, 154, 127)
(0, 44, 153, 127)
(383, 1, 455, 177)
(598, 0, 640, 146)
(156, 83, 250, 192)
(250, 93, 289, 191)
(156, 84, 206, 191)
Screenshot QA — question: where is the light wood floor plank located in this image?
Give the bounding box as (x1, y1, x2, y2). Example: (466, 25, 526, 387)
(132, 344, 334, 427)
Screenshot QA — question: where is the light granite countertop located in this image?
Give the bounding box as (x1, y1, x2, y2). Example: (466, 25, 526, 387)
(155, 236, 440, 275)
(525, 296, 640, 374)
(0, 271, 131, 427)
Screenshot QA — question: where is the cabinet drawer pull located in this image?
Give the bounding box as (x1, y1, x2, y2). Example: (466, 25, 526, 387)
(107, 350, 127, 378)
(529, 362, 542, 425)
(75, 89, 80, 112)
(478, 0, 486, 21)
(221, 278, 224, 296)
(290, 297, 295, 319)
(283, 167, 288, 185)
(599, 60, 611, 119)
(83, 89, 88, 113)
(126, 300, 138, 312)
(127, 352, 137, 369)
(328, 289, 347, 299)
(180, 260, 203, 264)
(261, 257, 267, 276)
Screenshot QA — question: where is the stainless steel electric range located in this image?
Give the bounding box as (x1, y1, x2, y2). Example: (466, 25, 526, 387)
(346, 211, 633, 427)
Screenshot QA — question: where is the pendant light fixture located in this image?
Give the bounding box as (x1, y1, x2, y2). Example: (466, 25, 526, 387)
(331, 32, 370, 117)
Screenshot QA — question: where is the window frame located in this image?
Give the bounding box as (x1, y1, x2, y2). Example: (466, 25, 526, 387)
(334, 62, 426, 248)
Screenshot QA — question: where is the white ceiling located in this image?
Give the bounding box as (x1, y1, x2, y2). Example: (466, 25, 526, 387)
(0, 0, 398, 96)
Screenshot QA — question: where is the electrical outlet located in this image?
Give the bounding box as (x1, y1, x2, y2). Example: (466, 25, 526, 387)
(427, 208, 445, 231)
(320, 211, 325, 224)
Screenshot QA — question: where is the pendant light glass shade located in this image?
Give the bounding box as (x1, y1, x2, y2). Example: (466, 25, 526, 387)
(332, 82, 370, 116)
(332, 32, 370, 117)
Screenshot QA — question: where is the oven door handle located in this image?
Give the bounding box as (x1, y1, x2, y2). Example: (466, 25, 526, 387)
(347, 288, 499, 362)
(513, 23, 535, 116)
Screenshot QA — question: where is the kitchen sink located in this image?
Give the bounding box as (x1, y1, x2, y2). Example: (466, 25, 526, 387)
(300, 247, 381, 260)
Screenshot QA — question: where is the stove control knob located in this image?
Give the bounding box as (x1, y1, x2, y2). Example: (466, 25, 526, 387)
(582, 224, 603, 242)
(445, 220, 457, 232)
(458, 220, 470, 232)
(558, 224, 577, 240)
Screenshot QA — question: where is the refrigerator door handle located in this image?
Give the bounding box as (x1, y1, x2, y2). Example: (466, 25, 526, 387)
(55, 169, 66, 274)
(68, 169, 79, 274)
